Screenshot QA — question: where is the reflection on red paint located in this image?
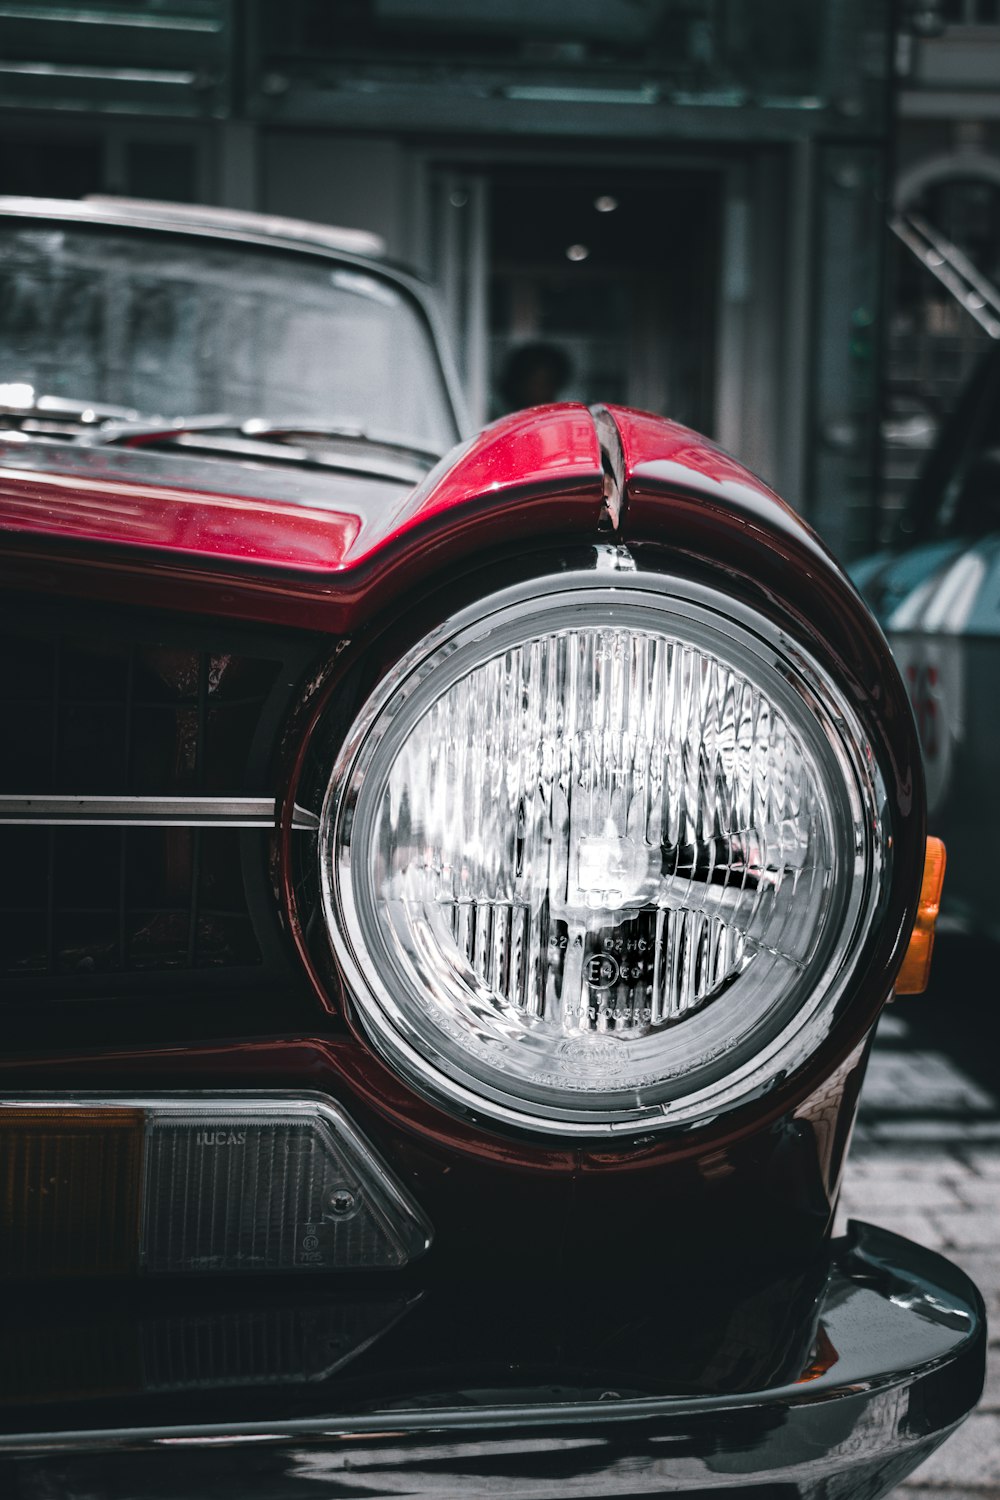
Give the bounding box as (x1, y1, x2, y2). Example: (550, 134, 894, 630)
(0, 467, 361, 571)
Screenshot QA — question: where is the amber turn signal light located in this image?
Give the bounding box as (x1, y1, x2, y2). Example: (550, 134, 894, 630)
(895, 837, 946, 996)
(0, 1094, 432, 1279)
(0, 1108, 143, 1279)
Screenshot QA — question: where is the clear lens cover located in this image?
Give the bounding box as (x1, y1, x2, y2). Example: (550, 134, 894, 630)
(141, 1099, 430, 1273)
(323, 578, 887, 1136)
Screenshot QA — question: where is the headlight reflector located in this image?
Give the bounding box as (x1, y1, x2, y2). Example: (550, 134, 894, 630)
(322, 579, 887, 1137)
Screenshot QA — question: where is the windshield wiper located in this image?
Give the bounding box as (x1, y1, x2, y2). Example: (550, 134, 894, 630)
(89, 413, 444, 465)
(0, 395, 444, 484)
(77, 412, 440, 485)
(0, 389, 143, 427)
(240, 418, 443, 465)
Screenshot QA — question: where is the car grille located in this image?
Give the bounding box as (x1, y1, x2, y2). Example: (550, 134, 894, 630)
(0, 600, 318, 999)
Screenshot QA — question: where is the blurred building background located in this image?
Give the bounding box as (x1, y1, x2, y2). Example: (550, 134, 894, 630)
(0, 0, 996, 561)
(887, 0, 1000, 531)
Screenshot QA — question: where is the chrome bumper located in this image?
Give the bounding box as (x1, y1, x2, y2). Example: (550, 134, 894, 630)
(0, 1223, 984, 1500)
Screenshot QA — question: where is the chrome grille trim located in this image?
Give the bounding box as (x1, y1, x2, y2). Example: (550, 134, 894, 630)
(0, 796, 318, 830)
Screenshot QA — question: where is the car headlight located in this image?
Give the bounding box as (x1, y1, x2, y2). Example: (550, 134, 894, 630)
(320, 571, 888, 1138)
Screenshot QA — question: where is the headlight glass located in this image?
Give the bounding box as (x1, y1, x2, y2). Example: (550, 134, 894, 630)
(321, 578, 887, 1136)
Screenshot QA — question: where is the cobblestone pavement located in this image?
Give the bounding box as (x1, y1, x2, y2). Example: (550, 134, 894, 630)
(836, 951, 1000, 1499)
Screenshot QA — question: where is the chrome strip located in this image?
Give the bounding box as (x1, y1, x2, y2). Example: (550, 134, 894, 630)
(590, 404, 625, 531)
(0, 796, 319, 830)
(0, 195, 385, 259)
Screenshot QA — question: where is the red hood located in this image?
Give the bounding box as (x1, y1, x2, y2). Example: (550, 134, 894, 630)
(0, 405, 605, 630)
(0, 402, 838, 634)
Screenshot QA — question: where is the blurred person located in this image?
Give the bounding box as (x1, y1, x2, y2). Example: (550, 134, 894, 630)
(496, 341, 572, 414)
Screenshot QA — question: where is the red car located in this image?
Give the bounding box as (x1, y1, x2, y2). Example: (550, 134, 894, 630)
(0, 197, 983, 1499)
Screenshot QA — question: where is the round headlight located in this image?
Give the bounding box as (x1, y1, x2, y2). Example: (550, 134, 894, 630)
(321, 573, 888, 1137)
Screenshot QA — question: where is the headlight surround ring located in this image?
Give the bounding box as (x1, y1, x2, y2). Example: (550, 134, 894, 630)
(319, 568, 890, 1140)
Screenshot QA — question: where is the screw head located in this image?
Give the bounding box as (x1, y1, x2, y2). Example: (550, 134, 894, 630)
(329, 1188, 357, 1216)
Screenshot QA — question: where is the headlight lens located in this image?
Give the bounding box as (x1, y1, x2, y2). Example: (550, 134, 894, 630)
(321, 578, 887, 1137)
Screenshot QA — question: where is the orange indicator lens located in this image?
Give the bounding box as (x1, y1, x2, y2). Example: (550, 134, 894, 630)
(895, 837, 946, 996)
(0, 1108, 142, 1278)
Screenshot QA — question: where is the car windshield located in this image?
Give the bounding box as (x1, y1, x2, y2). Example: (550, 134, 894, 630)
(0, 221, 459, 455)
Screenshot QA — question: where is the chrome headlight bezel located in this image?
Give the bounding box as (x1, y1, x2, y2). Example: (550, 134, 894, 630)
(319, 567, 889, 1139)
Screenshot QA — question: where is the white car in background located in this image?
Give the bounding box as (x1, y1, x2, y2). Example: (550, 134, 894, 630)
(854, 340, 1000, 940)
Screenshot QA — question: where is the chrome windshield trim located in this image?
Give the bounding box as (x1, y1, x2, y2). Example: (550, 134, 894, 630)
(0, 195, 387, 259)
(0, 796, 318, 830)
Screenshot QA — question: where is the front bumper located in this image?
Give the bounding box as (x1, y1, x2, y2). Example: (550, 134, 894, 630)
(0, 1222, 984, 1500)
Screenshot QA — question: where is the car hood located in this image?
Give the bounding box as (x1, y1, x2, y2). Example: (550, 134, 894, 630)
(0, 402, 867, 641)
(852, 536, 1000, 637)
(0, 404, 606, 630)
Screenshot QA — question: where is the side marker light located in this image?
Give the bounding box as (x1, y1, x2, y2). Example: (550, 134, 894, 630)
(894, 837, 946, 996)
